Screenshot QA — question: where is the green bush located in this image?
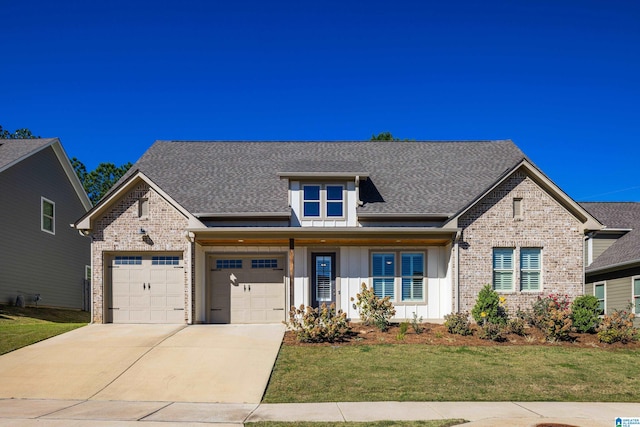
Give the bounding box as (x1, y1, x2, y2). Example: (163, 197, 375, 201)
(351, 282, 396, 331)
(598, 306, 638, 344)
(508, 317, 526, 336)
(471, 284, 508, 325)
(286, 303, 351, 343)
(444, 311, 473, 336)
(571, 295, 601, 333)
(478, 321, 507, 342)
(396, 322, 409, 340)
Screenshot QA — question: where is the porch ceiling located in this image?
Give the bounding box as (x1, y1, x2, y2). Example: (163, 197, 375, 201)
(190, 226, 458, 247)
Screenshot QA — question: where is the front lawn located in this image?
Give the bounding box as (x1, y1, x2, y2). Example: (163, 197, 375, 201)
(0, 305, 89, 355)
(263, 344, 640, 403)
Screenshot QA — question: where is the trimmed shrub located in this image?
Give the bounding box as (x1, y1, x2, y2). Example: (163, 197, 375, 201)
(508, 317, 526, 336)
(351, 282, 396, 331)
(598, 306, 638, 344)
(411, 312, 425, 334)
(471, 284, 508, 325)
(571, 295, 601, 333)
(478, 321, 507, 342)
(444, 311, 473, 336)
(286, 303, 351, 343)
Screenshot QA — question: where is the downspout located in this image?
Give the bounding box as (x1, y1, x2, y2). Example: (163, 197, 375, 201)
(355, 176, 364, 206)
(455, 230, 461, 313)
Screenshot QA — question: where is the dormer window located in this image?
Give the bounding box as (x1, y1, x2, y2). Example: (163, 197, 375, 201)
(302, 184, 345, 219)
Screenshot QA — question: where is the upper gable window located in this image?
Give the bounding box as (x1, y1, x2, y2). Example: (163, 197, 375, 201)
(302, 184, 345, 219)
(41, 197, 55, 234)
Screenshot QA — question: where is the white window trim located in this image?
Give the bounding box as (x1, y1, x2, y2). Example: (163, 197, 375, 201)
(632, 276, 640, 315)
(41, 197, 55, 235)
(370, 250, 426, 304)
(301, 183, 346, 220)
(520, 248, 542, 292)
(594, 281, 606, 316)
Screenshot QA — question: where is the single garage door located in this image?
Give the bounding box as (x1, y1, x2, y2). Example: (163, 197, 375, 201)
(110, 254, 185, 323)
(209, 256, 286, 324)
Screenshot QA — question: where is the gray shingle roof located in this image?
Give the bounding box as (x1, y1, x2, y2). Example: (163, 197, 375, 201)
(0, 138, 56, 171)
(581, 202, 640, 272)
(126, 140, 526, 216)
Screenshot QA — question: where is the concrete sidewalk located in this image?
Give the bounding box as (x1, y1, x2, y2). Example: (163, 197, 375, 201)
(1, 399, 638, 426)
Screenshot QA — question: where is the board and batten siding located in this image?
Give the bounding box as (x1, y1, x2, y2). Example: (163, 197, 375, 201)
(0, 146, 90, 308)
(292, 245, 452, 321)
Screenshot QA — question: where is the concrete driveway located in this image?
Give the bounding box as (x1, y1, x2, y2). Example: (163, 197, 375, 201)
(0, 324, 284, 403)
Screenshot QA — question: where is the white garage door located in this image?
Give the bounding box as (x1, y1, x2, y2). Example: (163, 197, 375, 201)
(209, 256, 286, 324)
(110, 254, 185, 324)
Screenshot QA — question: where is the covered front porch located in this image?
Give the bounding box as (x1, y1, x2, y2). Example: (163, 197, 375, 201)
(189, 227, 458, 324)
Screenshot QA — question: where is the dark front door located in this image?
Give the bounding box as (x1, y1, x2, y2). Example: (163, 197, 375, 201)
(311, 253, 336, 308)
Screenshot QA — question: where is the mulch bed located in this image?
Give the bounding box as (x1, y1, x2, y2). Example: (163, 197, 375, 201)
(283, 322, 640, 349)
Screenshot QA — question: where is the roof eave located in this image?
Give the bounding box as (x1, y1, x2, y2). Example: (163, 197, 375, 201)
(194, 211, 291, 219)
(586, 259, 640, 276)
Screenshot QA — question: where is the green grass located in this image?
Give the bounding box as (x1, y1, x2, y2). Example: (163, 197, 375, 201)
(0, 305, 89, 355)
(263, 344, 640, 403)
(246, 421, 466, 427)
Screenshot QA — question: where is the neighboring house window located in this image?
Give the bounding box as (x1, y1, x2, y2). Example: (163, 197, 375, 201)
(372, 252, 426, 302)
(302, 184, 345, 218)
(594, 283, 605, 315)
(520, 248, 541, 291)
(634, 278, 640, 315)
(493, 248, 514, 291)
(41, 197, 55, 234)
(139, 197, 149, 218)
(372, 253, 395, 299)
(401, 253, 424, 301)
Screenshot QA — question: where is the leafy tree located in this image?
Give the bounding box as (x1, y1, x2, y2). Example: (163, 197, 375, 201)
(371, 131, 399, 141)
(71, 157, 133, 205)
(0, 125, 40, 139)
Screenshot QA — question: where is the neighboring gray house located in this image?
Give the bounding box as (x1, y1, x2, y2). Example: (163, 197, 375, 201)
(0, 138, 92, 309)
(75, 140, 601, 324)
(582, 202, 640, 323)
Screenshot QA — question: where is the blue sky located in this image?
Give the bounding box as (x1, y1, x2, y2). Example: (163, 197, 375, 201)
(2, 0, 638, 201)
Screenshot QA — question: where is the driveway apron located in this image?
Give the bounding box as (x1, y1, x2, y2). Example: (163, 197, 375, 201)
(0, 324, 284, 404)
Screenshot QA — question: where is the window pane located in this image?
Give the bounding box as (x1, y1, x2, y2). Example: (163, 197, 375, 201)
(493, 248, 513, 269)
(402, 278, 423, 301)
(326, 185, 342, 200)
(595, 284, 605, 299)
(521, 272, 540, 291)
(634, 279, 640, 296)
(401, 254, 424, 276)
(43, 217, 53, 232)
(326, 201, 343, 217)
(521, 248, 540, 269)
(373, 278, 394, 299)
(493, 272, 513, 291)
(372, 254, 394, 276)
(43, 201, 54, 216)
(304, 201, 320, 216)
(635, 296, 640, 315)
(303, 185, 320, 201)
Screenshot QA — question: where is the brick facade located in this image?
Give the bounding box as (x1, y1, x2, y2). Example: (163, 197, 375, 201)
(457, 170, 584, 315)
(90, 182, 190, 323)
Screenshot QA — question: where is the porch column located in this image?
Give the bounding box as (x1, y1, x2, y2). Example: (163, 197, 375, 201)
(289, 238, 295, 309)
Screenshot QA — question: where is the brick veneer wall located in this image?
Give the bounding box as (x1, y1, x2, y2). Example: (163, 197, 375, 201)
(457, 170, 584, 315)
(90, 182, 190, 323)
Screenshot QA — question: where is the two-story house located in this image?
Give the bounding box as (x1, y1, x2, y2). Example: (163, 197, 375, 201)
(74, 140, 601, 324)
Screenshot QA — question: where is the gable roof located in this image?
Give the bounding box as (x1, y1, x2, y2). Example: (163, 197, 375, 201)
(115, 139, 528, 217)
(0, 138, 92, 210)
(581, 202, 640, 273)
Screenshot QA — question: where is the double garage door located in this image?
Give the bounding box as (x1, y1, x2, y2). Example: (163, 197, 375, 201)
(109, 254, 185, 324)
(209, 255, 286, 324)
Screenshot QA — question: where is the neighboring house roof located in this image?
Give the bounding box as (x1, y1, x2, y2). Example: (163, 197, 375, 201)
(115, 140, 528, 217)
(581, 202, 640, 273)
(0, 138, 92, 210)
